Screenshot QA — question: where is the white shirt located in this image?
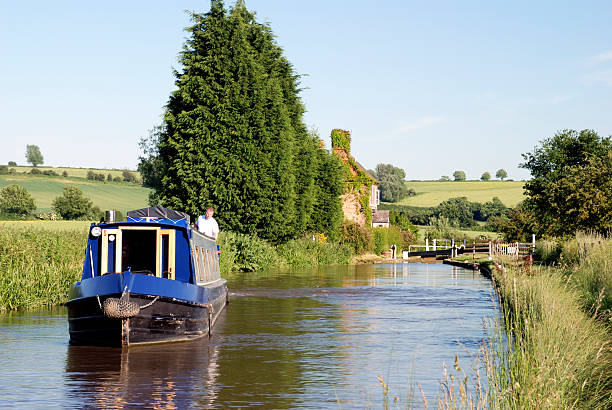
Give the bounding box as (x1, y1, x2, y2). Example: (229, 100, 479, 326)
(196, 215, 219, 238)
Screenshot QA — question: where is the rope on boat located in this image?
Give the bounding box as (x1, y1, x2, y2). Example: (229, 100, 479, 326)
(139, 296, 159, 309)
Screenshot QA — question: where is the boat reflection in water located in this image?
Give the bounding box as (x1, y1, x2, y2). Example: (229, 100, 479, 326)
(64, 319, 224, 408)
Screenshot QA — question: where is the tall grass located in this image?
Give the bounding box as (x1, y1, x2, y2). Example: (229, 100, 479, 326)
(535, 232, 612, 325)
(483, 237, 612, 408)
(0, 225, 87, 311)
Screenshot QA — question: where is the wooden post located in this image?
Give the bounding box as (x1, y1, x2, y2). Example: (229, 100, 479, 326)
(488, 240, 492, 258)
(433, 239, 437, 251)
(425, 238, 429, 252)
(532, 234, 536, 252)
(473, 241, 476, 259)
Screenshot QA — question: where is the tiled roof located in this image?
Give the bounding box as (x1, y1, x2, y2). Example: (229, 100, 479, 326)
(372, 209, 389, 223)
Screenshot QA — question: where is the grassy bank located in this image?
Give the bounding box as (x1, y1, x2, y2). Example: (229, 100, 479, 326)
(0, 223, 87, 311)
(482, 235, 612, 408)
(0, 222, 354, 311)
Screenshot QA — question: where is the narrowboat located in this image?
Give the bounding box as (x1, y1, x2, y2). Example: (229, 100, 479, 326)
(66, 206, 228, 347)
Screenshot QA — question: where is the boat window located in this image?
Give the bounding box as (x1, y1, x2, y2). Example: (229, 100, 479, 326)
(122, 230, 157, 274)
(200, 249, 210, 281)
(194, 246, 204, 283)
(205, 249, 211, 282)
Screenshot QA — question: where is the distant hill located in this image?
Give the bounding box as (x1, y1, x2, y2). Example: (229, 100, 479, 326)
(0, 167, 151, 214)
(394, 180, 525, 207)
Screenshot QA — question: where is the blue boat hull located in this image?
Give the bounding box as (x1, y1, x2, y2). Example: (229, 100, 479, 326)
(66, 272, 228, 347)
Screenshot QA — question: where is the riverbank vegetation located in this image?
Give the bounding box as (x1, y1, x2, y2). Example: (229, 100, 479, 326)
(470, 233, 612, 408)
(0, 224, 86, 311)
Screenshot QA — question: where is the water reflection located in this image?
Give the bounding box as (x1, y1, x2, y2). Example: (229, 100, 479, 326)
(1, 263, 497, 408)
(64, 327, 223, 408)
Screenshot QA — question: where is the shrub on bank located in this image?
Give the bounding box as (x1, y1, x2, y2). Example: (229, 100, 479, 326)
(217, 231, 284, 273)
(340, 220, 373, 254)
(278, 238, 353, 268)
(372, 226, 403, 254)
(217, 231, 354, 274)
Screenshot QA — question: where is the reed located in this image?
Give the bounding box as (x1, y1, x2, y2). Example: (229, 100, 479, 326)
(0, 224, 87, 311)
(484, 252, 612, 408)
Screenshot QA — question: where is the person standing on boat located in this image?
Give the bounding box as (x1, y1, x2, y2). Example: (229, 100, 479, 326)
(196, 207, 219, 239)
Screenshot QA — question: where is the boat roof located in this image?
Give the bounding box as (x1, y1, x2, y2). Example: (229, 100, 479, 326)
(91, 206, 192, 230)
(92, 218, 190, 230)
(127, 206, 190, 224)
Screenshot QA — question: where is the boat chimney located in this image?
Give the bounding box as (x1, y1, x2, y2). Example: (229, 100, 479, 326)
(105, 210, 116, 223)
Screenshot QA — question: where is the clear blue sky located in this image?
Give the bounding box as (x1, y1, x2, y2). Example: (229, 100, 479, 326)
(1, 1, 611, 180)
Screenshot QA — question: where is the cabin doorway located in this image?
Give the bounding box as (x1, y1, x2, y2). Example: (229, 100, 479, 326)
(100, 227, 176, 279)
(121, 230, 156, 274)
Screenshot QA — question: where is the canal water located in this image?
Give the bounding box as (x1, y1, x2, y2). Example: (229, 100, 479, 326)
(0, 263, 497, 408)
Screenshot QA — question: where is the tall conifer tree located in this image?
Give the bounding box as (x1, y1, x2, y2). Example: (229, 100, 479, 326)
(156, 1, 342, 242)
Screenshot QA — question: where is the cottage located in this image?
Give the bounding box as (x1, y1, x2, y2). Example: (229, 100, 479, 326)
(372, 209, 390, 228)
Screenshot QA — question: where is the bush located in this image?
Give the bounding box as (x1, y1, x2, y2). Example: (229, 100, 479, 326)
(62, 171, 68, 177)
(8, 161, 17, 166)
(278, 238, 353, 268)
(52, 186, 94, 220)
(400, 229, 417, 249)
(42, 169, 58, 176)
(0, 165, 8, 175)
(217, 231, 283, 273)
(30, 168, 41, 175)
(340, 220, 373, 254)
(122, 170, 139, 183)
(372, 226, 403, 254)
(436, 197, 476, 228)
(113, 176, 122, 183)
(8, 168, 16, 175)
(426, 216, 462, 240)
(0, 185, 36, 217)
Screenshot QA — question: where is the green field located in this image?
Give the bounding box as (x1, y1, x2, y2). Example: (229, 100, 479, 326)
(0, 220, 92, 231)
(398, 180, 525, 207)
(0, 172, 151, 214)
(5, 166, 134, 179)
